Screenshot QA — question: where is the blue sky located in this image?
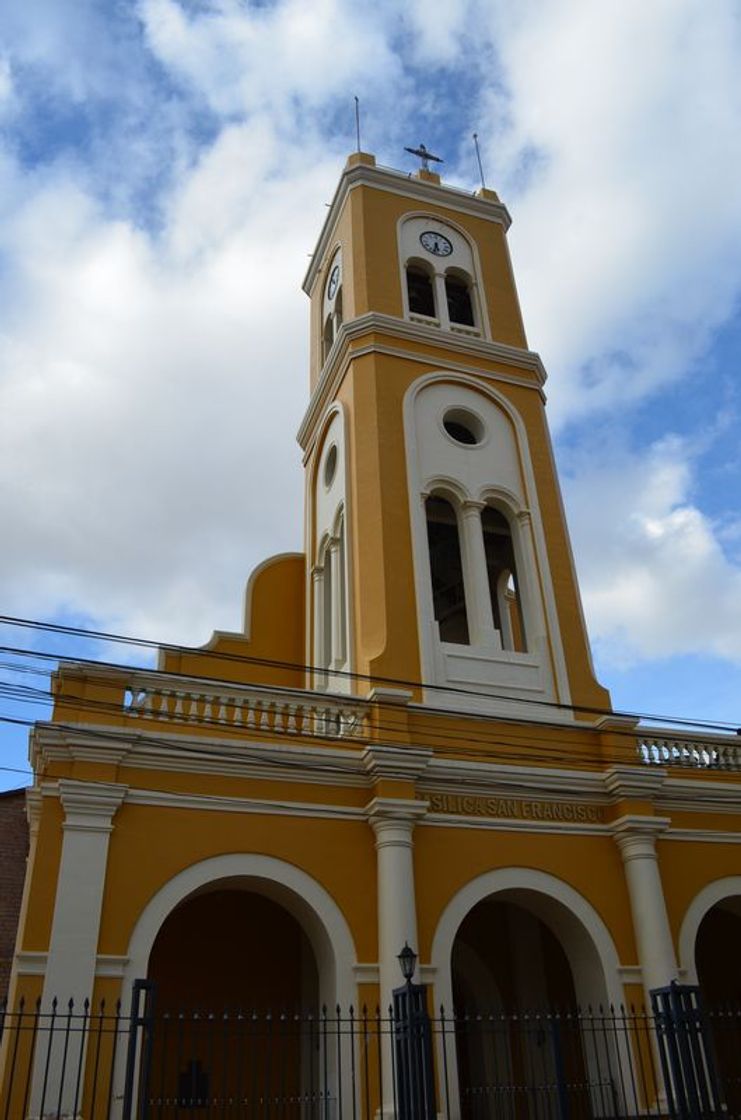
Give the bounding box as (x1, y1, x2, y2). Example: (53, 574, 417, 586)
(1, 0, 741, 788)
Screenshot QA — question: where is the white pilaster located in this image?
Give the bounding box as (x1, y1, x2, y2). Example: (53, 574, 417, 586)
(30, 780, 127, 1119)
(311, 564, 326, 687)
(613, 816, 677, 1004)
(459, 500, 499, 647)
(328, 534, 345, 667)
(366, 768, 428, 1119)
(432, 271, 450, 330)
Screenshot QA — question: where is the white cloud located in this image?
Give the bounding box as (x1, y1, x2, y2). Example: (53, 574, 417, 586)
(565, 436, 741, 665)
(472, 0, 741, 424)
(0, 128, 343, 644)
(0, 0, 739, 688)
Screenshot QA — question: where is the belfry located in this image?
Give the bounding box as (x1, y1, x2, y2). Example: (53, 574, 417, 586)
(3, 152, 741, 1119)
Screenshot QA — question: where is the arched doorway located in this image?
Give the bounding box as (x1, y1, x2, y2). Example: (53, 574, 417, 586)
(431, 870, 625, 1120)
(452, 897, 597, 1119)
(148, 887, 319, 1011)
(695, 897, 741, 1112)
(145, 888, 320, 1110)
(113, 855, 358, 1116)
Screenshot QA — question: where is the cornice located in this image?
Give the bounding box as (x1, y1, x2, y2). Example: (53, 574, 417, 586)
(303, 162, 511, 296)
(611, 814, 672, 839)
(363, 744, 432, 782)
(603, 765, 667, 801)
(59, 779, 127, 832)
(365, 796, 429, 824)
(421, 755, 606, 798)
(298, 313, 547, 452)
(34, 723, 369, 788)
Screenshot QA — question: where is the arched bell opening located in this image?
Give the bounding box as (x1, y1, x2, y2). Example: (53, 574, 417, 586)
(425, 494, 469, 645)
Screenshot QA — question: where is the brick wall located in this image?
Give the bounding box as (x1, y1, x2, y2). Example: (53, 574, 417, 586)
(0, 788, 29, 1000)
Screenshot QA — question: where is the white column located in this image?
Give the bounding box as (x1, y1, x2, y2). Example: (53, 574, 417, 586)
(30, 780, 127, 1120)
(614, 818, 678, 1004)
(367, 795, 427, 1117)
(433, 271, 449, 329)
(328, 534, 345, 668)
(311, 564, 326, 687)
(459, 500, 499, 648)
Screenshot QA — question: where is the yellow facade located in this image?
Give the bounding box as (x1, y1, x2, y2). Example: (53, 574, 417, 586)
(4, 153, 741, 1119)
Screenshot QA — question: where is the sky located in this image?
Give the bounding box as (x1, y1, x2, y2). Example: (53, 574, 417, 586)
(1, 0, 741, 787)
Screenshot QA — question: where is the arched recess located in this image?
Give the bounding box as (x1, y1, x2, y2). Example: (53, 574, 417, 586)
(120, 853, 358, 1013)
(430, 869, 626, 1120)
(431, 867, 624, 1014)
(678, 875, 741, 986)
(403, 372, 571, 714)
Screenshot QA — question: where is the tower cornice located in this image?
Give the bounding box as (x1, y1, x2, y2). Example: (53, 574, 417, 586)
(297, 311, 547, 452)
(303, 157, 512, 297)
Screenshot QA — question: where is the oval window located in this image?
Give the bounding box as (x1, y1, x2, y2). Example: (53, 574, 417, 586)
(442, 408, 484, 446)
(323, 444, 338, 487)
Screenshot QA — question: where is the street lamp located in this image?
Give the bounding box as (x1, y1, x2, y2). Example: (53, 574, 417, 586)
(397, 942, 417, 984)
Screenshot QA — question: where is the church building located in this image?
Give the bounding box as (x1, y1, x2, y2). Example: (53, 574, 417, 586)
(3, 152, 741, 1118)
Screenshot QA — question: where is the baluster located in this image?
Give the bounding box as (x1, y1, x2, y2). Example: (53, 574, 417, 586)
(173, 691, 185, 719)
(245, 701, 256, 729)
(187, 693, 200, 721)
(299, 706, 312, 736)
(260, 702, 271, 731)
(232, 697, 244, 726)
(273, 704, 285, 733)
(217, 696, 228, 723)
(286, 704, 298, 734)
(158, 689, 172, 718)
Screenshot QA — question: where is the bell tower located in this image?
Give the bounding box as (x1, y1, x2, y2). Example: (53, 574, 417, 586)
(299, 152, 610, 719)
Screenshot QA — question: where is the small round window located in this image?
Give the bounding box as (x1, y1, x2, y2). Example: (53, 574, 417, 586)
(442, 408, 484, 446)
(323, 444, 338, 487)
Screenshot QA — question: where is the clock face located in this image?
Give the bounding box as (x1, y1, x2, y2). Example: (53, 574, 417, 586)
(420, 230, 453, 257)
(327, 265, 340, 300)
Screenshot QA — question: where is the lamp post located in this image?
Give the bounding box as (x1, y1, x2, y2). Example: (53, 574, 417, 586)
(393, 944, 435, 1120)
(397, 942, 417, 985)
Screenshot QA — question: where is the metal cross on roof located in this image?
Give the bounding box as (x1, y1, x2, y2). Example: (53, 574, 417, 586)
(404, 143, 444, 172)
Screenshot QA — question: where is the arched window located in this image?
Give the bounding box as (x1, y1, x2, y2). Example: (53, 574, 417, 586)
(322, 316, 334, 363)
(445, 272, 475, 327)
(426, 496, 469, 644)
(481, 507, 527, 651)
(407, 265, 436, 319)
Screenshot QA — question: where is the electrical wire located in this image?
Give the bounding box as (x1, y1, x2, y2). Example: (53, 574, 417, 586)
(0, 669, 732, 779)
(0, 614, 737, 733)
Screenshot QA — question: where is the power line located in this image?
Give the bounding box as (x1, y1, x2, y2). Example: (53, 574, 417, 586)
(0, 614, 737, 733)
(0, 669, 732, 777)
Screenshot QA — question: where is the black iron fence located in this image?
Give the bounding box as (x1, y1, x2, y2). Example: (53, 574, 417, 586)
(1, 986, 739, 1119)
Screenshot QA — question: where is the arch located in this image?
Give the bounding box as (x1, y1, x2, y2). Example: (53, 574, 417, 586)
(431, 867, 624, 1014)
(425, 493, 469, 645)
(120, 854, 358, 1013)
(397, 213, 491, 339)
(405, 260, 437, 319)
(444, 269, 476, 328)
(403, 371, 572, 712)
(678, 876, 741, 984)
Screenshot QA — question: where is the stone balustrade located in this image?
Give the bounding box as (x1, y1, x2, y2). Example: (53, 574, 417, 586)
(123, 674, 370, 740)
(638, 731, 741, 771)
